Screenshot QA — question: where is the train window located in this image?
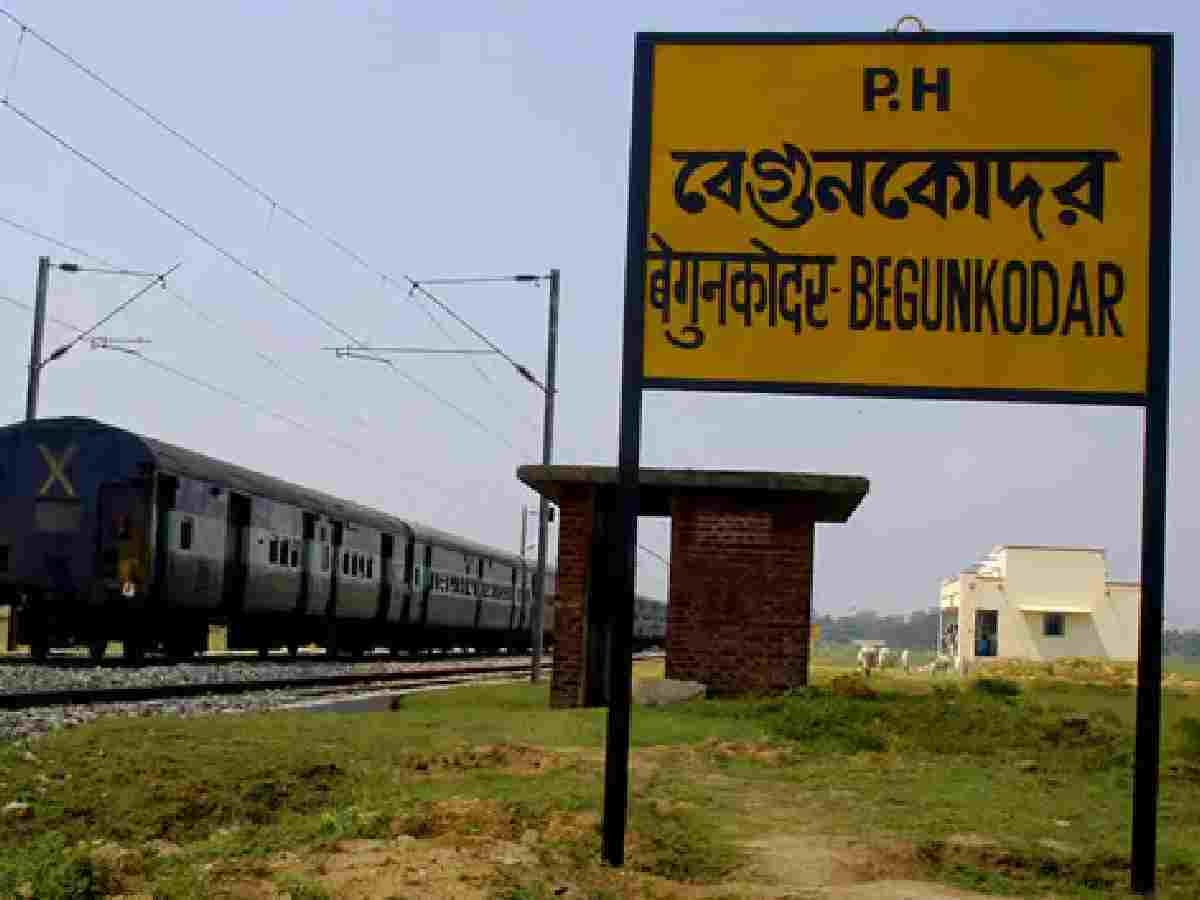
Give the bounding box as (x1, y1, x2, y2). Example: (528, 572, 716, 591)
(322, 545, 330, 572)
(269, 538, 279, 565)
(291, 545, 299, 568)
(180, 517, 194, 551)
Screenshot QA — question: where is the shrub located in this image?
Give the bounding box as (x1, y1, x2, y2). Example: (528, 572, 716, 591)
(1176, 716, 1200, 760)
(973, 677, 1022, 698)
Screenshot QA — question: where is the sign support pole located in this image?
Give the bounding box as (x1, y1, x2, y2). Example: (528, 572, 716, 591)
(1130, 37, 1173, 897)
(603, 34, 653, 867)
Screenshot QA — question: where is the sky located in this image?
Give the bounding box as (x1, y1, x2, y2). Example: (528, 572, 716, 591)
(0, 1, 1194, 625)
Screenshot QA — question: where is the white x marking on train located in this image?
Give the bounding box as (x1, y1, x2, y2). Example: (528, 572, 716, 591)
(38, 444, 77, 498)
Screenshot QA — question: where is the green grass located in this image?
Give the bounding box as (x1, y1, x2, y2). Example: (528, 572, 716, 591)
(2, 666, 1200, 897)
(1167, 656, 1200, 679)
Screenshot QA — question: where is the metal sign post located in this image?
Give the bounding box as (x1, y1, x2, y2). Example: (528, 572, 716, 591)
(606, 30, 1172, 894)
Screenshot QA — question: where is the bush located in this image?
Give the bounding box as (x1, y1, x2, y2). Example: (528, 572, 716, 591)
(0, 832, 108, 899)
(1176, 716, 1200, 760)
(973, 677, 1022, 698)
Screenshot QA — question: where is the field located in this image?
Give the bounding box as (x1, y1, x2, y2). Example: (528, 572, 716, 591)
(1, 657, 1199, 899)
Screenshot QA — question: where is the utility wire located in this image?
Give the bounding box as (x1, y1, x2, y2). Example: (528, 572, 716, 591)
(0, 289, 451, 496)
(0, 211, 371, 428)
(0, 7, 546, 393)
(0, 292, 85, 333)
(638, 543, 670, 567)
(42, 263, 178, 364)
(0, 99, 522, 452)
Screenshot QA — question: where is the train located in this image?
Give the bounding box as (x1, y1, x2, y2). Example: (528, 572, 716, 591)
(0, 417, 667, 662)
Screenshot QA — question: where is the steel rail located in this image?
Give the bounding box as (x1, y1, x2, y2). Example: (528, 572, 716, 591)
(0, 652, 664, 711)
(0, 650, 528, 669)
(0, 662, 536, 711)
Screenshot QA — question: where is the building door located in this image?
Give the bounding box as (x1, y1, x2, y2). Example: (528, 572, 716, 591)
(975, 610, 999, 657)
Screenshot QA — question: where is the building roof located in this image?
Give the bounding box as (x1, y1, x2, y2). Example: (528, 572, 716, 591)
(516, 465, 869, 521)
(994, 544, 1106, 554)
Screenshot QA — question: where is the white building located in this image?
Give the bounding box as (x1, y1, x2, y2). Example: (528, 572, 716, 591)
(939, 545, 1140, 663)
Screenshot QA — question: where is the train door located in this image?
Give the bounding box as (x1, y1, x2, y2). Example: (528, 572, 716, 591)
(508, 568, 518, 631)
(328, 522, 343, 618)
(98, 482, 150, 608)
(148, 475, 177, 611)
(299, 513, 316, 618)
(378, 533, 394, 621)
(223, 493, 250, 614)
(471, 556, 484, 632)
(418, 544, 432, 628)
(402, 535, 415, 624)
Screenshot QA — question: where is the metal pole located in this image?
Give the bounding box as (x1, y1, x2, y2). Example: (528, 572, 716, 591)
(603, 34, 653, 866)
(520, 506, 528, 639)
(24, 256, 50, 422)
(530, 268, 559, 683)
(1131, 35, 1173, 897)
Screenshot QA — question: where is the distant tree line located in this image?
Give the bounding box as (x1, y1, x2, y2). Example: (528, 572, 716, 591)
(813, 608, 941, 651)
(815, 608, 1200, 658)
(1164, 628, 1200, 658)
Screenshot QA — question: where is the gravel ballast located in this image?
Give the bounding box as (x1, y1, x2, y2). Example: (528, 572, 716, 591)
(0, 656, 536, 744)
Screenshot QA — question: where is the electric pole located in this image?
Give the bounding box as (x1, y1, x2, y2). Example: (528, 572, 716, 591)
(530, 268, 559, 683)
(24, 256, 49, 421)
(372, 268, 561, 683)
(22, 258, 171, 421)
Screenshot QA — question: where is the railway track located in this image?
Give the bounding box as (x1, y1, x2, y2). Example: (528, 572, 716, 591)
(0, 652, 665, 711)
(0, 649, 527, 668)
(0, 661, 535, 711)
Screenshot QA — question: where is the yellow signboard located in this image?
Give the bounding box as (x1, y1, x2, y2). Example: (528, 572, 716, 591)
(636, 38, 1165, 401)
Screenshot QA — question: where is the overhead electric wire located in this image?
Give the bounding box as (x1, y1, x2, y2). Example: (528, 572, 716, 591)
(42, 263, 179, 364)
(0, 6, 546, 394)
(0, 291, 455, 497)
(0, 211, 373, 427)
(0, 100, 523, 452)
(637, 543, 670, 567)
(1, 292, 85, 333)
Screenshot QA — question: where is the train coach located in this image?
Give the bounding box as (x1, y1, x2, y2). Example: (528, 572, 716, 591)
(0, 417, 666, 662)
(0, 418, 543, 661)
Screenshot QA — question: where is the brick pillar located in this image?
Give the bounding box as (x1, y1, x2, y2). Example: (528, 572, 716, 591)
(666, 493, 814, 695)
(550, 484, 594, 708)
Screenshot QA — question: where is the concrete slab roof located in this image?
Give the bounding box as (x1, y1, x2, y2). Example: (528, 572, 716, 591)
(516, 465, 869, 522)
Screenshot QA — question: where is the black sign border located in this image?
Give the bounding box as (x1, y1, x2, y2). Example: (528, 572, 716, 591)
(605, 31, 1173, 899)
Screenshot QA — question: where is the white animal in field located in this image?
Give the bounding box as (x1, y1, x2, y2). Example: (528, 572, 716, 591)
(878, 647, 897, 668)
(900, 649, 911, 673)
(857, 646, 880, 676)
(931, 655, 953, 674)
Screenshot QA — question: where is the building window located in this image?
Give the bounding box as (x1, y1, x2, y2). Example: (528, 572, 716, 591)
(1044, 613, 1066, 637)
(367, 558, 374, 580)
(0, 545, 9, 573)
(322, 545, 330, 572)
(291, 545, 299, 568)
(343, 552, 349, 576)
(269, 538, 279, 565)
(180, 517, 194, 551)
